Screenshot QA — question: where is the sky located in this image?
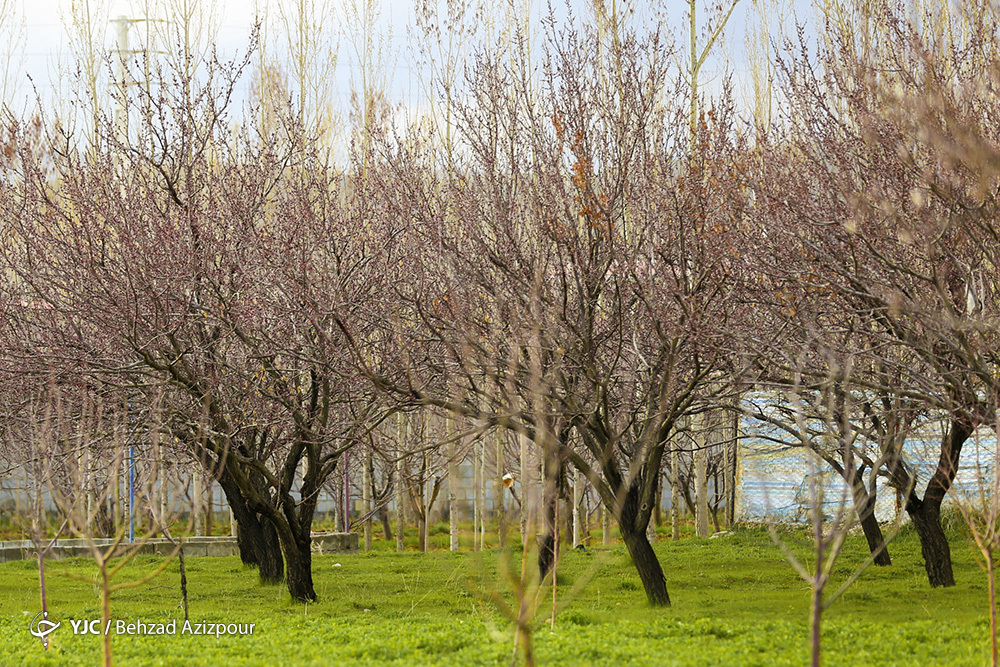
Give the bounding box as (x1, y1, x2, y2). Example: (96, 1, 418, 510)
(2, 0, 819, 133)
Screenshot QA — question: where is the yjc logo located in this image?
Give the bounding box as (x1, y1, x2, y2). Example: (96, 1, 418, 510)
(29, 611, 60, 647)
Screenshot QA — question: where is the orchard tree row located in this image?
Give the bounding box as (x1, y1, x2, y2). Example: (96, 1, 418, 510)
(2, 0, 1000, 614)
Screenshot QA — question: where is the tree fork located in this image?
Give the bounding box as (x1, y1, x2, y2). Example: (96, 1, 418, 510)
(904, 415, 972, 587)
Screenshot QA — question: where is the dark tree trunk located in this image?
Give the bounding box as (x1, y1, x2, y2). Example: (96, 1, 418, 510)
(538, 445, 561, 580)
(617, 482, 670, 606)
(537, 531, 555, 580)
(907, 499, 954, 587)
(537, 491, 557, 581)
(680, 480, 696, 518)
(580, 419, 673, 607)
(379, 506, 392, 541)
(236, 515, 284, 583)
(620, 524, 670, 606)
(902, 414, 972, 588)
(858, 507, 891, 566)
(854, 491, 892, 565)
(94, 497, 114, 538)
(217, 472, 284, 583)
(177, 543, 190, 622)
(281, 534, 316, 603)
(259, 469, 322, 602)
(850, 479, 890, 566)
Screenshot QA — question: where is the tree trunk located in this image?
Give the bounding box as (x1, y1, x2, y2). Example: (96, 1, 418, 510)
(694, 436, 709, 537)
(907, 498, 954, 587)
(396, 457, 405, 552)
(396, 413, 407, 552)
(267, 477, 321, 602)
(192, 472, 203, 536)
(100, 562, 112, 667)
(159, 459, 168, 532)
(620, 524, 670, 606)
(709, 503, 721, 535)
(496, 429, 507, 549)
(520, 432, 530, 547)
(726, 404, 739, 527)
(178, 542, 189, 622)
(902, 414, 972, 587)
(341, 452, 351, 533)
(333, 476, 345, 532)
(572, 469, 582, 547)
(362, 451, 372, 552)
(858, 509, 891, 566)
(989, 553, 999, 667)
(851, 482, 890, 566)
(420, 473, 430, 552)
(206, 478, 214, 536)
(538, 445, 560, 579)
(670, 445, 681, 541)
(448, 420, 459, 552)
(282, 535, 316, 602)
(218, 473, 284, 583)
(809, 580, 822, 667)
(111, 465, 120, 534)
(697, 409, 717, 537)
(602, 501, 610, 545)
(653, 475, 662, 529)
(616, 480, 671, 606)
(235, 512, 284, 583)
(379, 506, 392, 541)
(419, 512, 428, 552)
(479, 440, 487, 550)
(474, 440, 482, 552)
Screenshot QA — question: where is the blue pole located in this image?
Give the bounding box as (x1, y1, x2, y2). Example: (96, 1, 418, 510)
(129, 444, 135, 543)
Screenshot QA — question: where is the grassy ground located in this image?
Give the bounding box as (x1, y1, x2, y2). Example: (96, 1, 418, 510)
(0, 522, 990, 666)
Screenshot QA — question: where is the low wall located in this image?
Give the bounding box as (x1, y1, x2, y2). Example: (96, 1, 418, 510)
(0, 532, 359, 564)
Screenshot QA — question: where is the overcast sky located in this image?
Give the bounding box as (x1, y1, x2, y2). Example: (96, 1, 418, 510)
(4, 0, 818, 130)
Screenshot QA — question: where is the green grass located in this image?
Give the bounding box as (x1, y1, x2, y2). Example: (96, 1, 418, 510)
(0, 524, 991, 665)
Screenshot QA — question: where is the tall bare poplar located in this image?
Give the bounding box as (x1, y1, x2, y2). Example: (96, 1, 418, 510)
(746, 0, 792, 126)
(686, 0, 740, 144)
(61, 0, 112, 149)
(270, 0, 339, 147)
(495, 429, 507, 547)
(0, 0, 25, 110)
(395, 413, 407, 552)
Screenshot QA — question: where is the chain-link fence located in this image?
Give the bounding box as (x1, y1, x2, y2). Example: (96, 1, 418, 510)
(736, 401, 996, 523)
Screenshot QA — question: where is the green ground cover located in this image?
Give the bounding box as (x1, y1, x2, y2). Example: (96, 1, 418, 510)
(0, 524, 990, 665)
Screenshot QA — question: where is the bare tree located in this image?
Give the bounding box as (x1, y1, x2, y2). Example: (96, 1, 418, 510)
(754, 0, 1000, 587)
(349, 11, 755, 606)
(0, 40, 395, 601)
(766, 362, 905, 667)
